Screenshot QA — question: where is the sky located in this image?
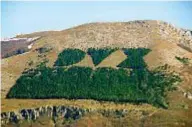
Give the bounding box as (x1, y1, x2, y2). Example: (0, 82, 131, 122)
(1, 1, 192, 38)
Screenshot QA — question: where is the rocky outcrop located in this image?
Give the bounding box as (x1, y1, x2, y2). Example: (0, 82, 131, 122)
(1, 105, 139, 126)
(184, 92, 192, 100)
(1, 105, 87, 125)
(158, 21, 192, 51)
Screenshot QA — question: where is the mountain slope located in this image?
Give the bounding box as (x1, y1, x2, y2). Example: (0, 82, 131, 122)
(2, 20, 192, 97)
(1, 20, 192, 127)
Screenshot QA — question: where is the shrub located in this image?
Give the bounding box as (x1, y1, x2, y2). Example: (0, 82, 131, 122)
(175, 56, 190, 65)
(87, 48, 117, 66)
(36, 47, 52, 54)
(28, 60, 34, 66)
(54, 49, 86, 66)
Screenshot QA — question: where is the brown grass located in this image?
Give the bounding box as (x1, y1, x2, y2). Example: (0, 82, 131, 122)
(74, 54, 95, 68)
(144, 39, 192, 69)
(1, 99, 156, 112)
(97, 50, 127, 68)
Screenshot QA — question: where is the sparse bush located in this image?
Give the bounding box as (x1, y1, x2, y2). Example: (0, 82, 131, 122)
(175, 56, 189, 65)
(28, 61, 34, 66)
(36, 47, 52, 54)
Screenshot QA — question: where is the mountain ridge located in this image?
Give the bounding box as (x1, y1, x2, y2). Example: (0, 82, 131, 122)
(15, 20, 192, 52)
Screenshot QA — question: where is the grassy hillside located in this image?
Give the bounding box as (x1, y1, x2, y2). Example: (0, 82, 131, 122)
(2, 20, 192, 127)
(7, 48, 181, 108)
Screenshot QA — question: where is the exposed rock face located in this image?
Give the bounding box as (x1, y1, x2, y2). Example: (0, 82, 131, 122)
(158, 21, 192, 51)
(184, 92, 192, 100)
(185, 31, 192, 37)
(1, 105, 137, 126)
(1, 105, 87, 125)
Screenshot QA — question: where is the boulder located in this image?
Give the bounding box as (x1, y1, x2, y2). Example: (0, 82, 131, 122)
(185, 31, 192, 37)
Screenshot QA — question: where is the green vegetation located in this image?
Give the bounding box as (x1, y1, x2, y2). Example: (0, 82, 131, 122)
(87, 48, 117, 66)
(54, 49, 86, 66)
(7, 66, 180, 108)
(117, 48, 151, 69)
(36, 47, 52, 54)
(7, 48, 181, 108)
(175, 56, 190, 65)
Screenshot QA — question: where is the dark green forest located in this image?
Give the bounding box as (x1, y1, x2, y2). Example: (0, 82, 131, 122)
(54, 48, 86, 66)
(117, 48, 151, 69)
(7, 48, 181, 108)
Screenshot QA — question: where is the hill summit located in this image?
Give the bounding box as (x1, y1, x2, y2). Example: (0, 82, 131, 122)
(16, 20, 192, 51)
